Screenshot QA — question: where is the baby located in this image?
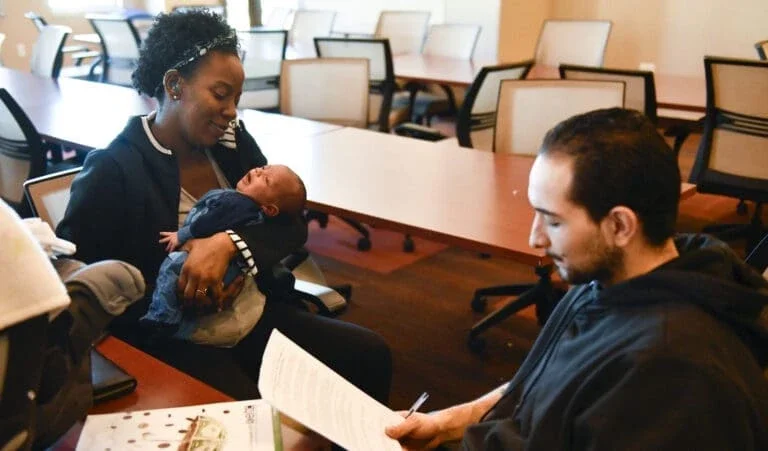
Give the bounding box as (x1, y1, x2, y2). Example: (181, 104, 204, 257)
(140, 164, 306, 344)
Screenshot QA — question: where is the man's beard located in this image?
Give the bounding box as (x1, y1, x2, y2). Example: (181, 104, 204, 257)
(556, 240, 624, 285)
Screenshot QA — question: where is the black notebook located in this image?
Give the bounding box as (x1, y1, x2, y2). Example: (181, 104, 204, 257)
(91, 348, 137, 404)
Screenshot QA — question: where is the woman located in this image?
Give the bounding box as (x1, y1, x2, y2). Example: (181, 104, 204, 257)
(57, 10, 391, 403)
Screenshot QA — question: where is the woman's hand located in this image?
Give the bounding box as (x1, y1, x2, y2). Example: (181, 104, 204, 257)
(385, 412, 446, 450)
(178, 232, 242, 313)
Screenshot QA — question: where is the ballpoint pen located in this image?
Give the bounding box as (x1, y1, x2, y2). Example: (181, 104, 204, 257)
(405, 391, 429, 418)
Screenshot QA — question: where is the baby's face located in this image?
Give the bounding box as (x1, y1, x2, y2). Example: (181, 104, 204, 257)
(236, 165, 297, 207)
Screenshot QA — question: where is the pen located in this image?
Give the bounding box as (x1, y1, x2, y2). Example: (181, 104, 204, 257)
(405, 392, 429, 418)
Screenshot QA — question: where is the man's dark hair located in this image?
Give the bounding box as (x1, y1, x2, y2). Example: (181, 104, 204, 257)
(131, 10, 239, 100)
(540, 108, 680, 246)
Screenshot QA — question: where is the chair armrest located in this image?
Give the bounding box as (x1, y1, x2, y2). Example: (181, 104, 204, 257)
(294, 279, 349, 316)
(394, 123, 447, 142)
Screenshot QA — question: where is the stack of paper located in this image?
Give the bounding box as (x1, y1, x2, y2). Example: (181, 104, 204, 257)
(77, 399, 279, 450)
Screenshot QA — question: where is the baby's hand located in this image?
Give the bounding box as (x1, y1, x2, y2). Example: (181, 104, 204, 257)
(159, 231, 180, 253)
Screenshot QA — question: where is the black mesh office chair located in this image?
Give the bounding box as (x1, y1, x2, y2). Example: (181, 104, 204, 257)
(689, 56, 768, 252)
(313, 37, 400, 250)
(237, 29, 288, 111)
(87, 16, 142, 86)
(0, 89, 48, 217)
(395, 60, 535, 149)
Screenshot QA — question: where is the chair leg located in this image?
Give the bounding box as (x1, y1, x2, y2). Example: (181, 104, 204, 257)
(403, 234, 415, 253)
(338, 217, 371, 251)
(468, 265, 561, 352)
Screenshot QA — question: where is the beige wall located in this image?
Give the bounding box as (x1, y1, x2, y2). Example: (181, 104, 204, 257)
(551, 0, 768, 76)
(0, 0, 95, 71)
(498, 0, 552, 63)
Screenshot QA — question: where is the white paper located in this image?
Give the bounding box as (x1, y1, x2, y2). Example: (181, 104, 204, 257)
(77, 399, 276, 451)
(258, 329, 404, 451)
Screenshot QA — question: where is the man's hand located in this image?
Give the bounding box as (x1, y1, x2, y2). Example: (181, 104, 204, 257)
(159, 231, 180, 253)
(178, 232, 241, 313)
(385, 412, 446, 450)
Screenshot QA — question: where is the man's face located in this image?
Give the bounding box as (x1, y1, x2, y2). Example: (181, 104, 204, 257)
(527, 153, 623, 285)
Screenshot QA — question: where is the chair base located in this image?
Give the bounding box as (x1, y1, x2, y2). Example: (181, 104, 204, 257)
(468, 265, 564, 353)
(306, 210, 372, 251)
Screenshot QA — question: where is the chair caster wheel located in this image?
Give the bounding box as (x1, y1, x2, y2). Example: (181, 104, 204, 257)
(467, 336, 486, 353)
(736, 200, 748, 216)
(357, 237, 371, 251)
(403, 236, 415, 253)
(471, 296, 487, 312)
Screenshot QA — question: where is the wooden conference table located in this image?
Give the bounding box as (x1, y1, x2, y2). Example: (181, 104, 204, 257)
(2, 67, 695, 262)
(52, 337, 328, 450)
(393, 54, 706, 112)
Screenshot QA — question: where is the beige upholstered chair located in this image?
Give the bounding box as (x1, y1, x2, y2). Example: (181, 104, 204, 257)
(237, 30, 287, 110)
(689, 56, 768, 250)
(30, 25, 71, 78)
(279, 57, 373, 250)
(374, 10, 430, 55)
(494, 79, 625, 155)
(263, 7, 293, 29)
(289, 10, 335, 54)
(280, 58, 369, 128)
(534, 20, 612, 67)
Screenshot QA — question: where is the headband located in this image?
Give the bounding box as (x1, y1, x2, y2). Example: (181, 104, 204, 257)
(157, 30, 237, 95)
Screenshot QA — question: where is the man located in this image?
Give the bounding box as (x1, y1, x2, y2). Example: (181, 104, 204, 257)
(386, 108, 768, 450)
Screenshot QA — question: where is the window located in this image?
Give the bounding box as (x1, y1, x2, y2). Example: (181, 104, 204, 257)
(48, 0, 123, 13)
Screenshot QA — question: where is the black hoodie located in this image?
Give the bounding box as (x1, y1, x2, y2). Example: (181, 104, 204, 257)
(463, 234, 768, 450)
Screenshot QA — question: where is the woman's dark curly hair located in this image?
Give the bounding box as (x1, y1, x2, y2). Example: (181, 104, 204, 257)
(131, 9, 239, 100)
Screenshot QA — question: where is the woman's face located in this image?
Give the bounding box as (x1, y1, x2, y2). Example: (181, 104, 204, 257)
(177, 51, 244, 148)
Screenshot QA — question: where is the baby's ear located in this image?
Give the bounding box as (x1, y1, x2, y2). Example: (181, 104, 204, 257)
(261, 204, 279, 217)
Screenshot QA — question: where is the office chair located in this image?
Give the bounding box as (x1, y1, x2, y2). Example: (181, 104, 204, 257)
(534, 20, 612, 67)
(263, 7, 294, 29)
(755, 40, 768, 60)
(0, 89, 48, 217)
(237, 29, 288, 110)
(559, 64, 704, 151)
(29, 25, 70, 78)
(87, 16, 142, 86)
(395, 61, 535, 150)
(468, 79, 625, 351)
(289, 10, 336, 55)
(454, 61, 534, 149)
(374, 10, 430, 55)
(689, 56, 768, 252)
(280, 57, 374, 251)
(313, 37, 418, 251)
(24, 11, 97, 66)
(397, 24, 482, 126)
